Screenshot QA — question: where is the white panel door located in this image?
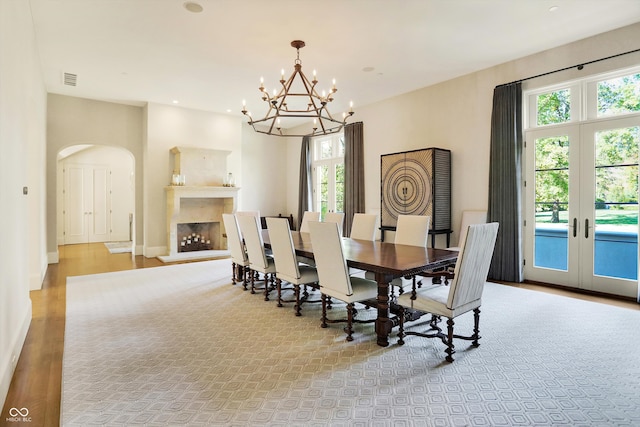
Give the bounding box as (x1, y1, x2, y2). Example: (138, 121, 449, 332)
(110, 168, 134, 241)
(90, 167, 109, 242)
(64, 164, 111, 244)
(64, 165, 89, 244)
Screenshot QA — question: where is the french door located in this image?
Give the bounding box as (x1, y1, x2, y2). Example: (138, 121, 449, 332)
(524, 116, 639, 298)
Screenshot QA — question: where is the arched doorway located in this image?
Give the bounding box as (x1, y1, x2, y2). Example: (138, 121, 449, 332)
(57, 145, 135, 249)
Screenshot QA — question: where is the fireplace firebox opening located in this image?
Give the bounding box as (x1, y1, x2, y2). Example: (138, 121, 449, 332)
(177, 222, 220, 253)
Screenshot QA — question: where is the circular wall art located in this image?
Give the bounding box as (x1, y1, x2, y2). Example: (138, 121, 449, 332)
(381, 154, 433, 225)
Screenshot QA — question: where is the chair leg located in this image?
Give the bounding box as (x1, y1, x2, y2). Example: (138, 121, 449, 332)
(445, 318, 455, 363)
(231, 261, 237, 284)
(241, 267, 248, 290)
(345, 303, 354, 342)
(264, 274, 271, 301)
(250, 271, 256, 294)
(276, 278, 283, 307)
(294, 284, 302, 316)
(472, 307, 481, 347)
(321, 294, 328, 328)
(397, 305, 405, 345)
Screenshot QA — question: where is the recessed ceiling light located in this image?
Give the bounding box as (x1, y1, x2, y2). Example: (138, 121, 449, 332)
(184, 2, 203, 13)
(172, 100, 179, 104)
(549, 5, 559, 12)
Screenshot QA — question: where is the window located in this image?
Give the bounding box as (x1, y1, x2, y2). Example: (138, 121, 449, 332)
(312, 133, 344, 219)
(527, 68, 640, 128)
(536, 88, 571, 126)
(596, 73, 640, 117)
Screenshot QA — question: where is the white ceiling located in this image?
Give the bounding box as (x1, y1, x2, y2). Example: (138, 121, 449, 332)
(29, 0, 640, 120)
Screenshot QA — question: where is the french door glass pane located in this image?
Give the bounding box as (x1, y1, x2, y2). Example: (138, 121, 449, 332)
(593, 126, 639, 280)
(534, 135, 570, 270)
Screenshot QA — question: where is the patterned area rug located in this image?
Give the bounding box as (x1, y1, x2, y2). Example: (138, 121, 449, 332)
(103, 241, 132, 254)
(63, 259, 640, 426)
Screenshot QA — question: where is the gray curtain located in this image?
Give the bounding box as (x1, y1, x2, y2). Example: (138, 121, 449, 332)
(344, 122, 365, 237)
(487, 83, 523, 282)
(297, 136, 313, 230)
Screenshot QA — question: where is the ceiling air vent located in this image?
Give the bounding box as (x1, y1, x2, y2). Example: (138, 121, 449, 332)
(63, 72, 77, 86)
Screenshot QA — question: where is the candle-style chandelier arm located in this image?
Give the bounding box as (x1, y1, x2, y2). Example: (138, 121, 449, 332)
(241, 40, 354, 137)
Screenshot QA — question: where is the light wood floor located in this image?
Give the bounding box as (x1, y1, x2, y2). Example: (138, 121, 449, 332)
(2, 243, 638, 426)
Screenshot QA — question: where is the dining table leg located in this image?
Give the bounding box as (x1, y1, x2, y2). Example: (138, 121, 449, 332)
(374, 272, 394, 347)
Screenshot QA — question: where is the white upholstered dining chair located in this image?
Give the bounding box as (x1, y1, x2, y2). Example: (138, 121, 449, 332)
(347, 213, 379, 276)
(299, 211, 320, 233)
(222, 213, 250, 289)
(308, 221, 379, 342)
(397, 222, 499, 362)
(349, 213, 378, 241)
(323, 212, 345, 236)
(266, 217, 320, 315)
(394, 214, 431, 247)
(236, 214, 277, 300)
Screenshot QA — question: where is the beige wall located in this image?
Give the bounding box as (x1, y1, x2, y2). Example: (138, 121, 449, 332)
(0, 0, 47, 409)
(240, 124, 290, 217)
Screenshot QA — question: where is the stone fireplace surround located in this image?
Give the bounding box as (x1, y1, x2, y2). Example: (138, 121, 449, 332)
(158, 147, 239, 262)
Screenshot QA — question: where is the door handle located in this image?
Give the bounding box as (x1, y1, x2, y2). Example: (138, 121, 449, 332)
(585, 218, 589, 238)
(572, 217, 577, 237)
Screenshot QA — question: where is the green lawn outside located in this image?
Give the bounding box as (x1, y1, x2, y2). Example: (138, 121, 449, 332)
(536, 208, 638, 225)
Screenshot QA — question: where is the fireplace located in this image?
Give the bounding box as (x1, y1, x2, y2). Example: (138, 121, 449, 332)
(159, 147, 240, 262)
(177, 222, 218, 252)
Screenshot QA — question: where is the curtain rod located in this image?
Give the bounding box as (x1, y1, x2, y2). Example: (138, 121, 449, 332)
(496, 47, 640, 88)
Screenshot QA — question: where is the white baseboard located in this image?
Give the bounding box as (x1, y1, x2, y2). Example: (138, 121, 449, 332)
(0, 301, 32, 412)
(48, 250, 59, 264)
(143, 246, 169, 258)
(29, 259, 48, 291)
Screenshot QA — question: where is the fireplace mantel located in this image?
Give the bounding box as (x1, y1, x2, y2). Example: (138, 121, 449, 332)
(166, 185, 240, 199)
(160, 185, 240, 262)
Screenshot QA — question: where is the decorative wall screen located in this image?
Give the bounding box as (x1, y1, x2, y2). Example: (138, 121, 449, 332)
(381, 147, 451, 232)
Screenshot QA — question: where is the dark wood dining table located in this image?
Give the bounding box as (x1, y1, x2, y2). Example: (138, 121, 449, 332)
(262, 230, 458, 347)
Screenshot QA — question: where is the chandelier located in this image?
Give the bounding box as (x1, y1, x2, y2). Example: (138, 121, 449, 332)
(241, 40, 354, 137)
